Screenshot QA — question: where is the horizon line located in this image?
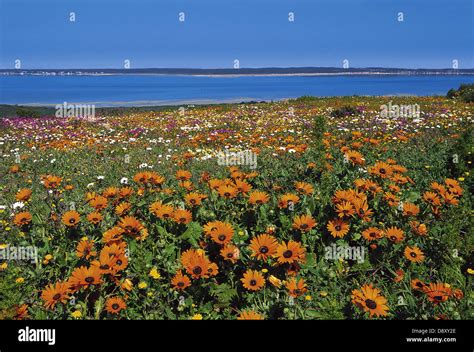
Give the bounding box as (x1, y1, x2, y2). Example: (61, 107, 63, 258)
(1, 66, 473, 71)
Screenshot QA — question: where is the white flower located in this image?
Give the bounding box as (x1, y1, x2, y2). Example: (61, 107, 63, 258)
(50, 159, 56, 164)
(139, 163, 148, 169)
(0, 205, 6, 210)
(12, 202, 25, 210)
(87, 183, 95, 188)
(97, 176, 105, 180)
(120, 177, 128, 185)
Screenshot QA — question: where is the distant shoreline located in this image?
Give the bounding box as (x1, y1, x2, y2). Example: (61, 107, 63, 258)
(1, 67, 473, 77)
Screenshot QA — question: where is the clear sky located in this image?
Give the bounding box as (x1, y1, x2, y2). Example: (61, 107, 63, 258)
(0, 0, 472, 69)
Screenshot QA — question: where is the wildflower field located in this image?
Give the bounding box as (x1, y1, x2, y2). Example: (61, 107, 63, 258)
(0, 96, 472, 320)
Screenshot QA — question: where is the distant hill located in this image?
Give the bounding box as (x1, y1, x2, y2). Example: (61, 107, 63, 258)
(1, 67, 473, 76)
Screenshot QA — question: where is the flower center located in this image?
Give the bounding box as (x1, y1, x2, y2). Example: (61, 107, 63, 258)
(193, 266, 202, 275)
(283, 250, 293, 258)
(259, 246, 269, 254)
(365, 299, 377, 309)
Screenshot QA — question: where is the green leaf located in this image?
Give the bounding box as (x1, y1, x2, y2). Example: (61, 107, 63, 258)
(178, 221, 202, 247)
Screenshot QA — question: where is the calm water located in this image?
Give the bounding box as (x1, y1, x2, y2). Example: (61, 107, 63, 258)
(1, 74, 473, 107)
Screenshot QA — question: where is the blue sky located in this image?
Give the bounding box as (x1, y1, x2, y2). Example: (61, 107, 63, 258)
(0, 0, 472, 69)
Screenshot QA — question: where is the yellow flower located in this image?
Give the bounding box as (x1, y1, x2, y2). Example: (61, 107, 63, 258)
(149, 267, 161, 280)
(191, 314, 203, 320)
(147, 291, 154, 297)
(268, 275, 282, 288)
(81, 236, 89, 241)
(305, 295, 312, 301)
(458, 177, 464, 182)
(138, 281, 148, 289)
(121, 279, 133, 291)
(261, 268, 268, 273)
(0, 262, 7, 270)
(44, 254, 53, 261)
(320, 291, 328, 297)
(18, 232, 25, 237)
(5, 227, 11, 231)
(467, 268, 474, 275)
(71, 310, 82, 319)
(0, 244, 7, 250)
(16, 277, 24, 284)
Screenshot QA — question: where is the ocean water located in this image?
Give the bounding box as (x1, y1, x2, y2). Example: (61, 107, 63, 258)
(0, 74, 473, 107)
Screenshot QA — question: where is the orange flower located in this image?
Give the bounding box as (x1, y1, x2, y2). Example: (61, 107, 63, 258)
(351, 284, 389, 318)
(286, 277, 307, 297)
(13, 211, 32, 226)
(133, 172, 151, 184)
(248, 191, 270, 205)
(87, 211, 103, 225)
(118, 216, 146, 238)
(385, 227, 405, 243)
(15, 188, 32, 202)
(327, 219, 350, 238)
(237, 311, 264, 320)
(336, 201, 355, 218)
(410, 221, 428, 236)
(275, 240, 306, 264)
(217, 184, 238, 199)
(69, 265, 102, 290)
(369, 161, 392, 178)
(176, 170, 192, 181)
(362, 227, 383, 241)
(149, 201, 174, 219)
(403, 202, 420, 217)
(76, 239, 97, 260)
(423, 282, 451, 305)
(42, 175, 62, 189)
(278, 193, 300, 209)
(220, 245, 240, 263)
(181, 249, 213, 279)
(173, 209, 192, 224)
(115, 202, 131, 216)
(345, 150, 365, 165)
(89, 195, 108, 210)
(292, 214, 317, 232)
(393, 269, 404, 283)
(41, 282, 70, 309)
(249, 234, 278, 260)
(294, 182, 314, 195)
(411, 279, 427, 291)
(404, 246, 425, 263)
(241, 269, 265, 291)
(62, 211, 80, 227)
(105, 297, 126, 314)
(102, 187, 119, 199)
(209, 222, 234, 245)
(171, 270, 191, 290)
(184, 192, 206, 207)
(423, 191, 441, 206)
